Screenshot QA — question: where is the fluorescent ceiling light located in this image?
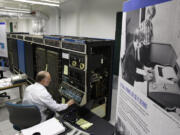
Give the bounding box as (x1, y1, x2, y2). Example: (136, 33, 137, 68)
(4, 7, 30, 11)
(0, 7, 31, 12)
(40, 0, 59, 4)
(12, 0, 59, 7)
(0, 9, 31, 13)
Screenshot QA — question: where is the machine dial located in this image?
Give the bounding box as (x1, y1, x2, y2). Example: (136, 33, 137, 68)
(80, 63, 85, 70)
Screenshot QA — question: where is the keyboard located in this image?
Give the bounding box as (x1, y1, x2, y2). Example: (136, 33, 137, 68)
(63, 104, 80, 123)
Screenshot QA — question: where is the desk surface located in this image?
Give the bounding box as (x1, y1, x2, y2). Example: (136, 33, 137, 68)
(0, 82, 26, 91)
(81, 112, 114, 135)
(58, 106, 114, 135)
(148, 92, 180, 108)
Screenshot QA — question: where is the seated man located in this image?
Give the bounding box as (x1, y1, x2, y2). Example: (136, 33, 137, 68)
(122, 29, 153, 86)
(23, 71, 75, 122)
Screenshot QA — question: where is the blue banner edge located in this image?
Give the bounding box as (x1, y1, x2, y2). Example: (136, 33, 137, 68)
(123, 0, 172, 12)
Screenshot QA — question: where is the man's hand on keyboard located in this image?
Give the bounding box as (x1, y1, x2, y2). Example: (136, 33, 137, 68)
(67, 99, 75, 107)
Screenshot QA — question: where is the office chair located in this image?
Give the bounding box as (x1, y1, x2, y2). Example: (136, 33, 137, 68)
(0, 92, 10, 99)
(0, 70, 3, 79)
(6, 102, 41, 131)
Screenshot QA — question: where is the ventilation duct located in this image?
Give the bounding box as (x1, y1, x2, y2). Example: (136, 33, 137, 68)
(0, 12, 32, 18)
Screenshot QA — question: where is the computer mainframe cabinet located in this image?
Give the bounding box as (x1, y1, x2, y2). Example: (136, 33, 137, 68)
(60, 37, 114, 120)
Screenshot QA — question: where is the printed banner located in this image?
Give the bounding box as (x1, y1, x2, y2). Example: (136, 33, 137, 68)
(123, 0, 171, 12)
(115, 0, 180, 135)
(0, 22, 7, 57)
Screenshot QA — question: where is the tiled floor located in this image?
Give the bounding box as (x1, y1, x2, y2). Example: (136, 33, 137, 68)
(0, 71, 118, 135)
(0, 107, 9, 122)
(0, 120, 17, 135)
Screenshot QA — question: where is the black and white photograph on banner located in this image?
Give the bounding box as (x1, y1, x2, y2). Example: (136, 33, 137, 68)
(120, 0, 180, 121)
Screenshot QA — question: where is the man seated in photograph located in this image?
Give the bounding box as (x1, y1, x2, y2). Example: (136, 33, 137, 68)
(23, 71, 75, 122)
(122, 29, 153, 86)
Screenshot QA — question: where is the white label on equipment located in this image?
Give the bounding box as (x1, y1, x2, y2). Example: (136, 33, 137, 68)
(62, 53, 69, 59)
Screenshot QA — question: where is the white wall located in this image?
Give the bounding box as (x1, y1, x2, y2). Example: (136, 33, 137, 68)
(0, 19, 18, 33)
(27, 6, 60, 35)
(1, 0, 123, 37)
(60, 0, 123, 39)
(17, 19, 29, 33)
(60, 0, 81, 36)
(35, 7, 60, 35)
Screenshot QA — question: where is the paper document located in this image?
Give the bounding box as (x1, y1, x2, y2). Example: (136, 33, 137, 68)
(76, 118, 93, 130)
(163, 66, 177, 79)
(21, 118, 65, 135)
(0, 78, 12, 88)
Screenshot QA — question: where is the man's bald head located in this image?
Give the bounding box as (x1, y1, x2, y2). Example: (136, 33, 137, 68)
(36, 71, 51, 86)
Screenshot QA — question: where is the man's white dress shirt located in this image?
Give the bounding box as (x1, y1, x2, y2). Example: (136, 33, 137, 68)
(23, 82, 68, 121)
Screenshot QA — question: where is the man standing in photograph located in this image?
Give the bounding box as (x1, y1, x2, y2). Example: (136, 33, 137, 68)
(139, 6, 156, 66)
